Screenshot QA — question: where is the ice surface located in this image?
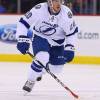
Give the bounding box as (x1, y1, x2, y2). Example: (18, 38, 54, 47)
(0, 62, 100, 100)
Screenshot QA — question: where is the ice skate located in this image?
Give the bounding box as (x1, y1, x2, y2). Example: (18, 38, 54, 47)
(22, 80, 35, 95)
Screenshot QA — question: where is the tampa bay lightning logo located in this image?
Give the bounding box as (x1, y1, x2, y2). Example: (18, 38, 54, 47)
(34, 21, 58, 36)
(39, 25, 56, 36)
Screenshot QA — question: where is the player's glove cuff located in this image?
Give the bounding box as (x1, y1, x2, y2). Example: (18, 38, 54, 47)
(17, 35, 30, 43)
(65, 44, 75, 51)
(64, 44, 75, 63)
(17, 35, 30, 54)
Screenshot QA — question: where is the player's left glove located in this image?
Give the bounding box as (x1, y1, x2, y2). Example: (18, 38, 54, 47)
(17, 35, 30, 54)
(64, 44, 75, 63)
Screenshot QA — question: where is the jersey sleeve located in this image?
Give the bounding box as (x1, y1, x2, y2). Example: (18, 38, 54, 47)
(63, 8, 78, 36)
(63, 8, 78, 51)
(16, 4, 41, 39)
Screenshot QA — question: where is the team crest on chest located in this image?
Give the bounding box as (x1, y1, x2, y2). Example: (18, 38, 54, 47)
(33, 21, 58, 36)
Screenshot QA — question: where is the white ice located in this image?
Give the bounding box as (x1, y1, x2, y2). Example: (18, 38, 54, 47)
(0, 62, 100, 100)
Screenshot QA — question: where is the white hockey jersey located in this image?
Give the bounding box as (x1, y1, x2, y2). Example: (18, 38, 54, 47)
(16, 2, 78, 46)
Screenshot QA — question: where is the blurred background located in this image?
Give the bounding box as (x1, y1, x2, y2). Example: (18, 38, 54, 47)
(0, 0, 100, 15)
(0, 0, 100, 64)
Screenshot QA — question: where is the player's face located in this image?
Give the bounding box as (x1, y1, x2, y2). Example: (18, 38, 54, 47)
(51, 0, 62, 13)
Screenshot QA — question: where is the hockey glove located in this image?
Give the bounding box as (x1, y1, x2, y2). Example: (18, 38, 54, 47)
(64, 50, 74, 63)
(17, 35, 30, 54)
(64, 44, 75, 63)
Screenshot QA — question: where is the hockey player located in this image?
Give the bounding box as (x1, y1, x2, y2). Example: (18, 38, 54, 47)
(16, 0, 78, 93)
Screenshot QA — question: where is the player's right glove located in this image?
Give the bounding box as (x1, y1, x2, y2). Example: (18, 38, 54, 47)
(64, 44, 75, 63)
(17, 35, 30, 54)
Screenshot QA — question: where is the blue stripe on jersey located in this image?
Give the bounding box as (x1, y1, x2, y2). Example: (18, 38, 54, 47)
(19, 18, 30, 29)
(31, 61, 43, 72)
(52, 39, 65, 44)
(66, 27, 78, 37)
(65, 44, 74, 48)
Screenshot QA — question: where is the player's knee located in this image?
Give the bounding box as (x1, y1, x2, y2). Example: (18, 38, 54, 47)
(35, 51, 50, 66)
(64, 50, 74, 63)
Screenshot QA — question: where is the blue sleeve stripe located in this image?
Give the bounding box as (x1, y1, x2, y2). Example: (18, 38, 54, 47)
(19, 18, 30, 29)
(66, 27, 78, 37)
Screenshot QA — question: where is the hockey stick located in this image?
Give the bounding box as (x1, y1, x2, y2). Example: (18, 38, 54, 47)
(27, 51, 79, 99)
